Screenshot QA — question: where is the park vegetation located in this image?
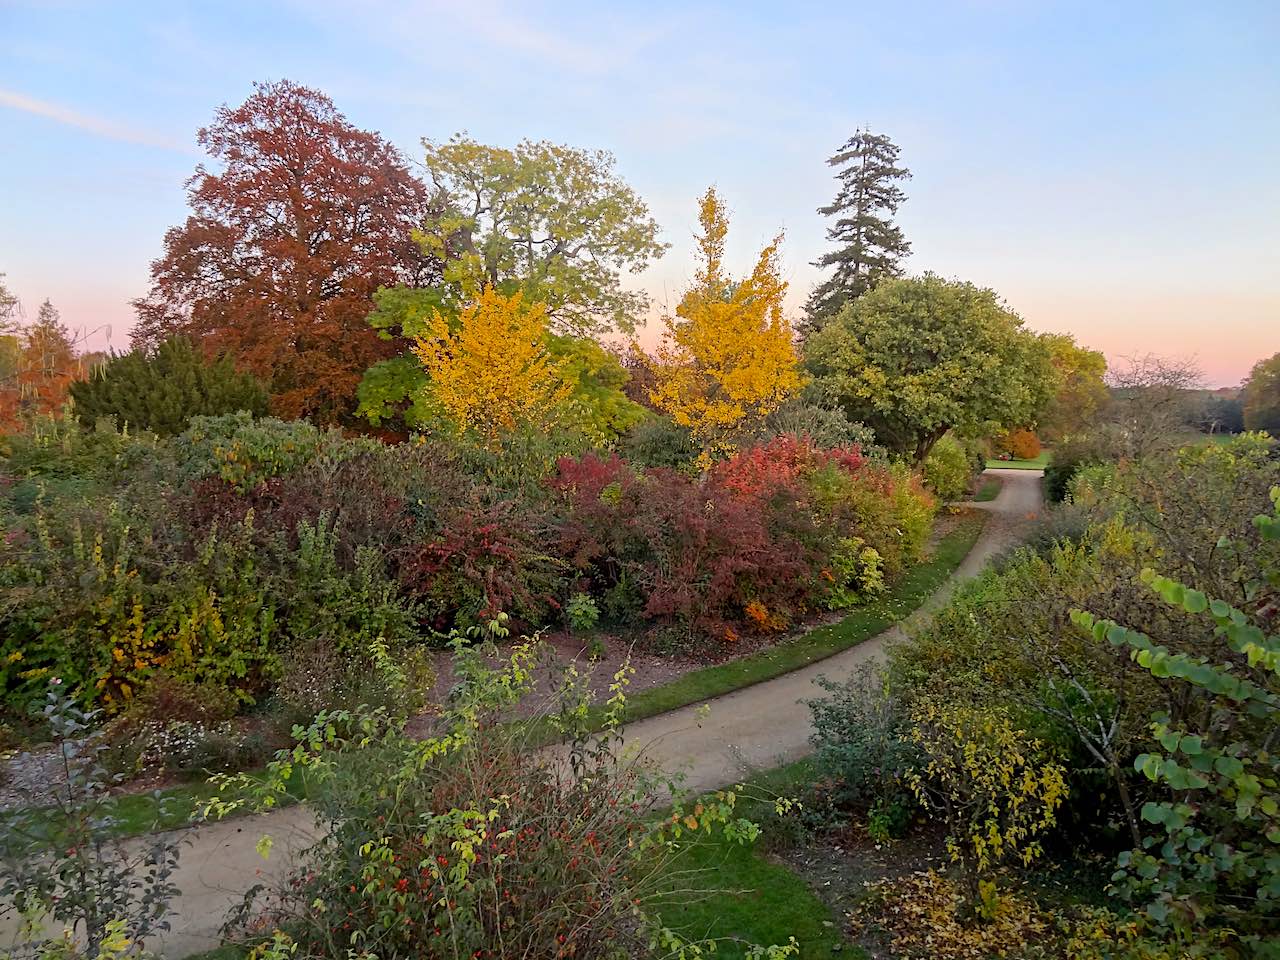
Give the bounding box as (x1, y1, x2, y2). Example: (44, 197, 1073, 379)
(0, 77, 1275, 960)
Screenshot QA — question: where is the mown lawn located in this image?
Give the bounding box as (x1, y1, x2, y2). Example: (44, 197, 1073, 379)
(973, 476, 1002, 501)
(985, 449, 1051, 470)
(652, 758, 859, 959)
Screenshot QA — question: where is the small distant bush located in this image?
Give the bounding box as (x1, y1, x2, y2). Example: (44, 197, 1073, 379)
(1043, 431, 1114, 502)
(921, 433, 973, 501)
(620, 414, 699, 471)
(69, 336, 268, 436)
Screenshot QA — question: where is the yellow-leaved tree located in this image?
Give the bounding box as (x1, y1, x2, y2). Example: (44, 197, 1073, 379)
(649, 188, 803, 464)
(412, 285, 573, 446)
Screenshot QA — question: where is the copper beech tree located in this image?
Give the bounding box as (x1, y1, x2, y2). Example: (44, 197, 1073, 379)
(132, 80, 436, 423)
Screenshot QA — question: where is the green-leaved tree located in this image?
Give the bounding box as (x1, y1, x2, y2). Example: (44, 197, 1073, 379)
(804, 274, 1053, 462)
(1243, 351, 1280, 435)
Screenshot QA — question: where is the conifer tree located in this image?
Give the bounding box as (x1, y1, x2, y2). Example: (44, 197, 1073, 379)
(69, 336, 268, 435)
(803, 130, 912, 336)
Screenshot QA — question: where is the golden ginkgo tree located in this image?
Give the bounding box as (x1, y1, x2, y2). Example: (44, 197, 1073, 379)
(649, 188, 803, 464)
(412, 285, 574, 446)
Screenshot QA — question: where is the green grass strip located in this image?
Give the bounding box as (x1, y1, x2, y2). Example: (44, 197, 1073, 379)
(973, 476, 1002, 502)
(985, 449, 1051, 470)
(651, 757, 862, 959)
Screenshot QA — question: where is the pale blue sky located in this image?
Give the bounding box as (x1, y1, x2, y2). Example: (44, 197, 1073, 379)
(1, 0, 1276, 385)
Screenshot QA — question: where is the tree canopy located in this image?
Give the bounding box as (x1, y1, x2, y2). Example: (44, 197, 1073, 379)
(416, 135, 668, 338)
(649, 188, 802, 463)
(802, 130, 912, 336)
(69, 336, 268, 435)
(131, 80, 436, 423)
(804, 274, 1053, 461)
(1038, 333, 1108, 441)
(1242, 351, 1280, 435)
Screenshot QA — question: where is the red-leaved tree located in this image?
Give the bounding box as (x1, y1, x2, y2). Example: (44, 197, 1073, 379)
(132, 80, 436, 423)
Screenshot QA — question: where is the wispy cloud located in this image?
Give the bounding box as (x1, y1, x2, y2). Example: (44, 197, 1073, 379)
(0, 88, 193, 153)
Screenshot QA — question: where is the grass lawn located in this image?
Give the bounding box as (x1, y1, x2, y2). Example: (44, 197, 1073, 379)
(973, 476, 1002, 502)
(652, 758, 859, 959)
(985, 449, 1051, 470)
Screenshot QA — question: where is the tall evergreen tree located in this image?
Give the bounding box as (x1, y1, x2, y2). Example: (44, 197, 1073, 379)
(803, 130, 912, 336)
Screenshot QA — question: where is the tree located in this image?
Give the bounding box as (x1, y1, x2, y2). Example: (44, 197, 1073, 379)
(415, 134, 667, 338)
(1243, 351, 1280, 435)
(0, 299, 82, 430)
(131, 80, 435, 424)
(409, 286, 575, 446)
(69, 336, 268, 435)
(804, 274, 1053, 462)
(1104, 354, 1204, 458)
(802, 130, 912, 336)
(1038, 333, 1108, 441)
(649, 188, 803, 464)
(356, 287, 645, 444)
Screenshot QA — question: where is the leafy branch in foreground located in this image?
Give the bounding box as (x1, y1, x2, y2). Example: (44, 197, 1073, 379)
(1072, 485, 1280, 953)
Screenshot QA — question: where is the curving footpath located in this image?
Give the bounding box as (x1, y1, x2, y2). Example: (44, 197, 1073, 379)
(619, 468, 1043, 793)
(13, 470, 1045, 958)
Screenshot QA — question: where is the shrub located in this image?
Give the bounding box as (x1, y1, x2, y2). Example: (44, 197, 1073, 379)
(174, 412, 374, 492)
(564, 592, 600, 632)
(0, 685, 184, 956)
(69, 336, 269, 436)
(921, 433, 973, 501)
(807, 665, 916, 837)
(204, 641, 799, 960)
(1043, 431, 1112, 502)
(620, 414, 699, 471)
(905, 698, 1067, 918)
(1071, 491, 1280, 953)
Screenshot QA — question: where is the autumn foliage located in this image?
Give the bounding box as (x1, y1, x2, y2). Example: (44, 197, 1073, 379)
(650, 188, 803, 462)
(0, 300, 83, 431)
(998, 428, 1042, 461)
(411, 286, 574, 445)
(131, 80, 435, 423)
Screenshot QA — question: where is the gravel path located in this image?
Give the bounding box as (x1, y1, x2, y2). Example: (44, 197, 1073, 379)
(2, 469, 1044, 958)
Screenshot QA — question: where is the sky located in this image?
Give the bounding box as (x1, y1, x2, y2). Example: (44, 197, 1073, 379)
(0, 1, 1277, 387)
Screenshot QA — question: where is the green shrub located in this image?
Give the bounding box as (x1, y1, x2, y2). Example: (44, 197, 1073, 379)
(69, 336, 268, 436)
(564, 591, 600, 632)
(807, 665, 916, 836)
(921, 433, 973, 501)
(174, 412, 372, 492)
(620, 414, 699, 471)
